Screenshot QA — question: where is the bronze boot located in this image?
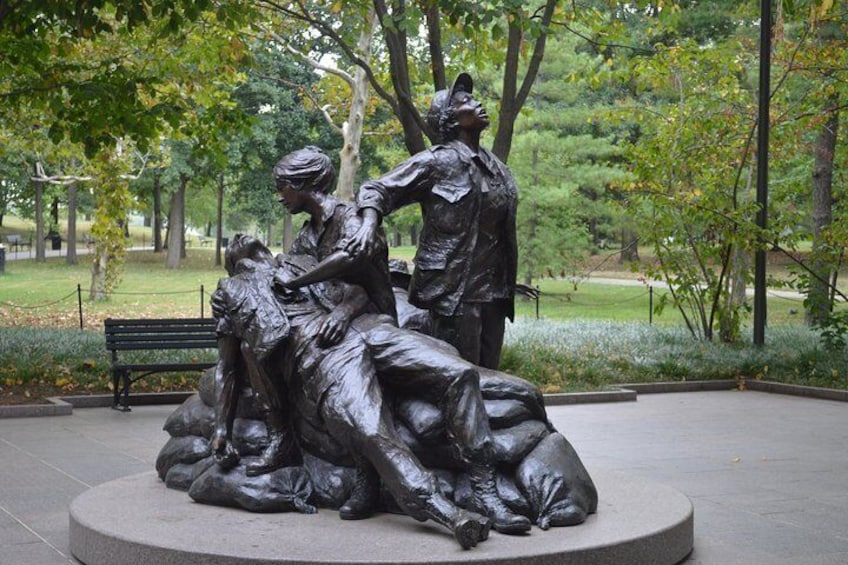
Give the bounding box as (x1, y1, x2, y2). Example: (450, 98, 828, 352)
(468, 465, 532, 534)
(245, 414, 300, 477)
(338, 465, 380, 520)
(423, 492, 491, 549)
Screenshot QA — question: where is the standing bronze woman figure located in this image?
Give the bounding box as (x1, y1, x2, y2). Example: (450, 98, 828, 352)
(347, 73, 518, 370)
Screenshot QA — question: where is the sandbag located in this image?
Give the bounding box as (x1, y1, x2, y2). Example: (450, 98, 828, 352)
(301, 452, 356, 509)
(395, 422, 459, 470)
(484, 398, 534, 429)
(231, 417, 269, 456)
(394, 397, 445, 442)
(491, 420, 549, 464)
(156, 435, 212, 480)
(479, 369, 551, 428)
(164, 456, 216, 491)
(515, 432, 598, 529)
(197, 368, 217, 406)
(189, 463, 316, 514)
(162, 394, 214, 438)
(294, 416, 354, 468)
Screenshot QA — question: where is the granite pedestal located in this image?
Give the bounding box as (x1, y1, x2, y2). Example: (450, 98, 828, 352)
(69, 469, 692, 564)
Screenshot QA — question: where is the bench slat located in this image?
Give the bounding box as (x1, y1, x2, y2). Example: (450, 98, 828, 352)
(112, 362, 216, 372)
(105, 319, 215, 329)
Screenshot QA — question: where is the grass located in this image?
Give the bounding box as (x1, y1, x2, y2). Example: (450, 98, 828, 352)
(0, 249, 223, 327)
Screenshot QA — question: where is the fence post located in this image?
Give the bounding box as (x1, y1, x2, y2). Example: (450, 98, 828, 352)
(535, 285, 540, 320)
(200, 284, 205, 318)
(649, 285, 653, 325)
(77, 284, 84, 330)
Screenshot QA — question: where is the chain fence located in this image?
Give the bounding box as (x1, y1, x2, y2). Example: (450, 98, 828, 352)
(0, 285, 209, 329)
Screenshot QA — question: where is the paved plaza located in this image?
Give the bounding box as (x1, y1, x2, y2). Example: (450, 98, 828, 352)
(1, 390, 846, 564)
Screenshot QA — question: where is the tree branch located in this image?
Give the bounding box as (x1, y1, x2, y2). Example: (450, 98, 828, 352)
(256, 0, 401, 117)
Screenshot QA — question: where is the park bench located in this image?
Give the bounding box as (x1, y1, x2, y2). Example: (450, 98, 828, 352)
(4, 234, 31, 252)
(105, 317, 218, 411)
(198, 235, 211, 246)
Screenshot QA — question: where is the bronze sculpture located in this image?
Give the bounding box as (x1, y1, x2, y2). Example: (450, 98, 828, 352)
(155, 80, 597, 548)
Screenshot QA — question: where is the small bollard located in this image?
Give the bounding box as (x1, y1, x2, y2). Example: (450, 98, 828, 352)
(0, 244, 5, 274)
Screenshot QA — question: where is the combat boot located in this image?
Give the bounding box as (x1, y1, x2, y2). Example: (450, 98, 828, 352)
(245, 415, 300, 477)
(468, 464, 532, 534)
(423, 492, 491, 549)
(339, 465, 380, 520)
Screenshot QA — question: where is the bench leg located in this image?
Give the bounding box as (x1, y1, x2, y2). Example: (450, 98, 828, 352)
(111, 369, 132, 412)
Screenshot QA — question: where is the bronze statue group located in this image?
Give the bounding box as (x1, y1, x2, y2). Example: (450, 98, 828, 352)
(156, 74, 597, 549)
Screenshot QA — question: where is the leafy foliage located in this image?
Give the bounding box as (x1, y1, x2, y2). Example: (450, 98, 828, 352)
(0, 0, 249, 157)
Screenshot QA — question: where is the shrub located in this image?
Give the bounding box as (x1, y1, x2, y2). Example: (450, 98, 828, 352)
(502, 319, 848, 391)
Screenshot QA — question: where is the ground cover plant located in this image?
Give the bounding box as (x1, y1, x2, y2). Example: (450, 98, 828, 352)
(500, 320, 847, 393)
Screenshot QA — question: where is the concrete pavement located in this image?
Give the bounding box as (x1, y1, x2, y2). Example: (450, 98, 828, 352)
(1, 391, 846, 564)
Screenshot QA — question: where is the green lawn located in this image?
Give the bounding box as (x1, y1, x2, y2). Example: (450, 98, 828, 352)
(0, 249, 223, 325)
(0, 244, 814, 330)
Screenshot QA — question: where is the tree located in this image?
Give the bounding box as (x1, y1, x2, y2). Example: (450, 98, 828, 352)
(508, 33, 631, 285)
(589, 0, 848, 343)
(260, 8, 379, 200)
(0, 0, 247, 157)
(224, 39, 340, 250)
(2, 2, 253, 287)
(0, 151, 28, 227)
(790, 5, 848, 326)
(257, 0, 559, 161)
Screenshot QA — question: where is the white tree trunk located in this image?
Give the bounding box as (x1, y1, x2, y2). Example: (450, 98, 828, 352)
(34, 165, 45, 262)
(89, 250, 107, 300)
(66, 184, 78, 265)
(336, 9, 376, 201)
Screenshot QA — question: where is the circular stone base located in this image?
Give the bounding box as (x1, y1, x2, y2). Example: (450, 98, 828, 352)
(70, 470, 692, 565)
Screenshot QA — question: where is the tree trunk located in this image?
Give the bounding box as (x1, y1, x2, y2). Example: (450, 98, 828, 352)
(282, 210, 294, 251)
(215, 172, 224, 267)
(337, 9, 376, 201)
(619, 228, 640, 263)
(34, 164, 45, 262)
(806, 93, 839, 325)
(425, 2, 446, 91)
(524, 200, 538, 286)
(89, 250, 107, 301)
(166, 174, 187, 269)
(50, 197, 59, 230)
(409, 223, 418, 246)
(720, 244, 749, 342)
(66, 184, 78, 265)
(524, 144, 540, 285)
(491, 0, 557, 162)
(153, 170, 163, 252)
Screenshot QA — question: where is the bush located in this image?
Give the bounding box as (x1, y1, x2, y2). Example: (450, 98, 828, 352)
(0, 327, 215, 395)
(502, 320, 848, 391)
